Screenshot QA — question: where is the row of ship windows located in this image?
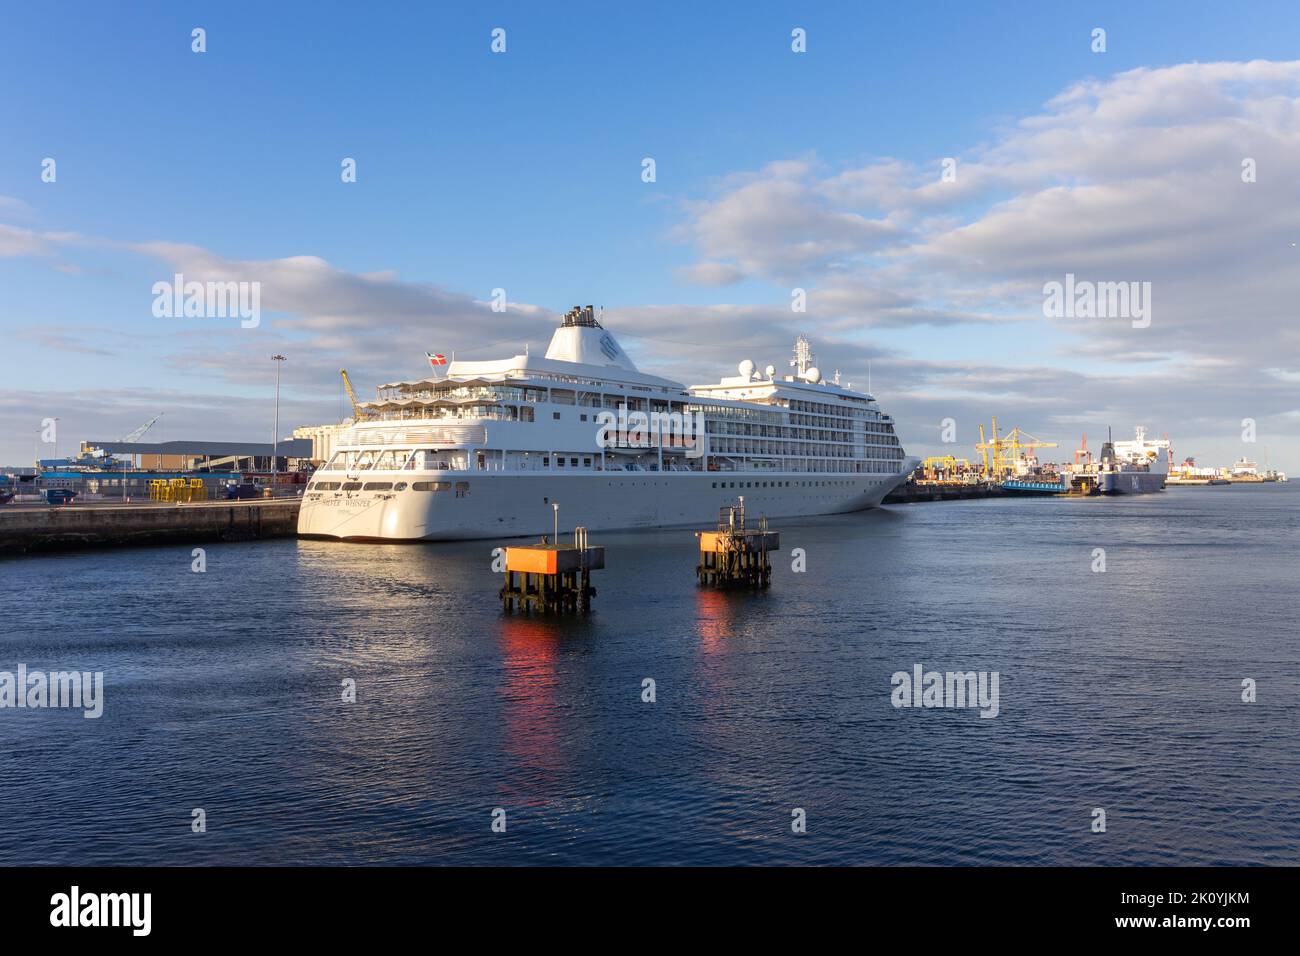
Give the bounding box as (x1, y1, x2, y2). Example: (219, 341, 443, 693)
(544, 409, 900, 446)
(376, 385, 884, 419)
(311, 477, 874, 495)
(363, 405, 892, 432)
(710, 441, 903, 457)
(312, 480, 471, 496)
(711, 479, 863, 489)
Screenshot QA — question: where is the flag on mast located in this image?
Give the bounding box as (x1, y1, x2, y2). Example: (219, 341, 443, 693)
(427, 352, 447, 371)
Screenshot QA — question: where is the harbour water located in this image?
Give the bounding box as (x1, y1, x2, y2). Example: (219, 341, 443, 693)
(1, 485, 1296, 865)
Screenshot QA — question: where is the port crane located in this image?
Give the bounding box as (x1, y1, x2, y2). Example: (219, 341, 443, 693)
(975, 417, 1059, 478)
(77, 413, 165, 465)
(1074, 432, 1092, 467)
(340, 369, 376, 421)
(120, 413, 163, 444)
(919, 455, 974, 479)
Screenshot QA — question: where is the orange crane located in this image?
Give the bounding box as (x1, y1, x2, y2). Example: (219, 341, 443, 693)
(1074, 432, 1092, 466)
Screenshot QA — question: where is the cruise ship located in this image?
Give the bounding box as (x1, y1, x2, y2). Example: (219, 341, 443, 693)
(297, 306, 918, 541)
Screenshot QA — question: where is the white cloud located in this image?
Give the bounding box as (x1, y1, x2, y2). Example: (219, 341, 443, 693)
(672, 61, 1300, 364)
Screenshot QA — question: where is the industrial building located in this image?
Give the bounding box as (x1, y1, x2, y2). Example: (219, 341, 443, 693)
(2, 437, 315, 503)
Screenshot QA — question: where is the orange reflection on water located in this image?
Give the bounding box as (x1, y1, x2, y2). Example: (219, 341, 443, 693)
(695, 588, 739, 654)
(495, 615, 566, 797)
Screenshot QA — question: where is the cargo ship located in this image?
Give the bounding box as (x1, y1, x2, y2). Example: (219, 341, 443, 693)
(1067, 427, 1168, 495)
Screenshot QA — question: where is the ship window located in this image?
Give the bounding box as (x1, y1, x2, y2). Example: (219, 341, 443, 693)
(411, 481, 453, 491)
(543, 457, 550, 467)
(394, 482, 408, 491)
(553, 412, 561, 420)
(341, 482, 363, 491)
(455, 481, 470, 497)
(580, 414, 588, 422)
(363, 482, 393, 490)
(583, 458, 591, 467)
(570, 458, 578, 466)
(557, 458, 565, 467)
(313, 481, 341, 491)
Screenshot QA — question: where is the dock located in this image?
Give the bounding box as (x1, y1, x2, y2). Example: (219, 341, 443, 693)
(695, 499, 780, 589)
(499, 527, 604, 614)
(0, 499, 302, 555)
(883, 481, 1007, 504)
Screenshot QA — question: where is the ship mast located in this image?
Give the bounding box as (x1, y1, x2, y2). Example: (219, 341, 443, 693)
(790, 334, 814, 377)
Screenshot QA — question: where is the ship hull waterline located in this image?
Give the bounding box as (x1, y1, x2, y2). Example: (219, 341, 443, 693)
(1097, 471, 1167, 495)
(298, 465, 916, 543)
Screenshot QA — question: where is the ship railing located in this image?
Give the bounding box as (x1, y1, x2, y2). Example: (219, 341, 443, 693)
(337, 422, 488, 447)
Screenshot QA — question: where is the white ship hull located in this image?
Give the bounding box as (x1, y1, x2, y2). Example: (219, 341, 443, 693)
(298, 464, 916, 542)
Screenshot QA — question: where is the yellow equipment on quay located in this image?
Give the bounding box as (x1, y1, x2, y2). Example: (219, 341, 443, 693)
(148, 478, 208, 503)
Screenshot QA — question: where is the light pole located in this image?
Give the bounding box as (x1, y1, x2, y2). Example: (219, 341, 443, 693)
(271, 354, 286, 488)
(551, 502, 559, 544)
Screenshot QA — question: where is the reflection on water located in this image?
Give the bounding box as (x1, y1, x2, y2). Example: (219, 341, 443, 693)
(497, 616, 567, 797)
(0, 486, 1298, 865)
(695, 587, 740, 648)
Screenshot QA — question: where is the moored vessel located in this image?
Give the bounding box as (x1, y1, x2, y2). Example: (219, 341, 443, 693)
(297, 308, 918, 541)
(1067, 427, 1168, 495)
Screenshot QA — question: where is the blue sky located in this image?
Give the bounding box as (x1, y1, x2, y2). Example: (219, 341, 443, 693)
(3, 1, 1299, 469)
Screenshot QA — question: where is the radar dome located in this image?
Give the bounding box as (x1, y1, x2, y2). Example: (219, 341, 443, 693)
(764, 364, 776, 379)
(804, 366, 822, 383)
(738, 359, 756, 378)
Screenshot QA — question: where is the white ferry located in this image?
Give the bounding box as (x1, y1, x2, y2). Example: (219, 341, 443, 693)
(298, 306, 917, 541)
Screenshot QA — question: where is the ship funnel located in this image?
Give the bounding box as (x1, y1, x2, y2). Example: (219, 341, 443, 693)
(545, 305, 638, 370)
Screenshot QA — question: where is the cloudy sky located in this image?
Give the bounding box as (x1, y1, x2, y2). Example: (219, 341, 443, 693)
(2, 1, 1298, 470)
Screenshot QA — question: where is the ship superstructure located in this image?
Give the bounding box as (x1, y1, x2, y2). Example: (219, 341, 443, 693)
(1086, 426, 1169, 494)
(298, 308, 917, 541)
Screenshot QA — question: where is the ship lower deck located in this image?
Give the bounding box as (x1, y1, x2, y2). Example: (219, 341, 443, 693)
(297, 466, 914, 541)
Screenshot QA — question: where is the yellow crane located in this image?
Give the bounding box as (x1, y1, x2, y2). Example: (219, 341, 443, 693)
(340, 369, 375, 421)
(920, 455, 973, 478)
(975, 417, 1058, 478)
